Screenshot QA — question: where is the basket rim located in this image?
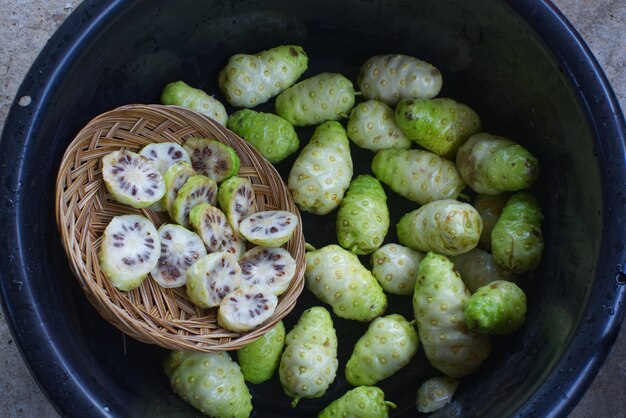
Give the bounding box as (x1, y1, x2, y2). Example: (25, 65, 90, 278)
(55, 104, 306, 352)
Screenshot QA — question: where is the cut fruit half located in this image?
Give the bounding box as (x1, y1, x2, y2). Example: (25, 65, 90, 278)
(189, 202, 245, 257)
(150, 224, 207, 288)
(239, 210, 299, 247)
(102, 149, 166, 208)
(162, 161, 196, 213)
(170, 175, 218, 227)
(217, 285, 278, 332)
(183, 137, 240, 183)
(186, 252, 243, 308)
(99, 214, 160, 291)
(217, 176, 257, 236)
(240, 246, 296, 296)
(139, 142, 191, 175)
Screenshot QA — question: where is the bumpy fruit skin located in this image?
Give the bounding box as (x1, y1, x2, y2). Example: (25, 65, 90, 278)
(358, 54, 443, 106)
(279, 307, 338, 407)
(473, 193, 509, 251)
(491, 192, 544, 273)
(371, 149, 465, 205)
(450, 248, 518, 293)
(336, 175, 389, 255)
(415, 377, 459, 413)
(370, 244, 425, 295)
(227, 109, 299, 163)
(347, 100, 411, 151)
(465, 280, 527, 335)
(288, 121, 353, 215)
(318, 386, 396, 418)
(275, 72, 356, 126)
(164, 351, 252, 418)
(236, 321, 286, 384)
(413, 252, 491, 378)
(218, 45, 308, 108)
(161, 80, 228, 125)
(305, 245, 387, 321)
(345, 314, 419, 386)
(395, 98, 481, 158)
(397, 200, 482, 256)
(456, 133, 539, 195)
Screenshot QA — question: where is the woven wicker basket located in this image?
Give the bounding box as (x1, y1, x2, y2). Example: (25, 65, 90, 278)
(55, 104, 305, 352)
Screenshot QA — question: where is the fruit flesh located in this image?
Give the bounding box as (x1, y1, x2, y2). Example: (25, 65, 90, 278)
(217, 285, 278, 332)
(186, 252, 242, 308)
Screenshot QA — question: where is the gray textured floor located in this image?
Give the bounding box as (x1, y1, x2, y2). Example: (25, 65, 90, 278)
(0, 0, 625, 417)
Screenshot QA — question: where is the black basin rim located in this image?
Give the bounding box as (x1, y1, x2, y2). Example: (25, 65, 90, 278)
(0, 0, 624, 417)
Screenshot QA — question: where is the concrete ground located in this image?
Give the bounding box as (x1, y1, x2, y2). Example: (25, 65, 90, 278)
(0, 0, 624, 417)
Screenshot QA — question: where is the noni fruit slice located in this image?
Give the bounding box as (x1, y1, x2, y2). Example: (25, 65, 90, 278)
(345, 314, 419, 386)
(139, 142, 191, 175)
(371, 148, 465, 205)
(217, 175, 257, 237)
(319, 386, 396, 418)
(101, 149, 166, 209)
(413, 252, 491, 378)
(236, 321, 285, 384)
(150, 224, 206, 288)
(346, 100, 411, 151)
(279, 306, 338, 406)
(218, 285, 278, 332)
(449, 248, 519, 293)
(491, 192, 544, 273)
(162, 161, 196, 213)
(287, 121, 353, 215)
(465, 280, 527, 335)
(227, 109, 300, 163)
(164, 351, 252, 418)
(395, 97, 481, 158)
(397, 200, 482, 256)
(358, 54, 443, 106)
(275, 72, 356, 126)
(305, 244, 387, 322)
(161, 80, 228, 125)
(416, 377, 459, 413)
(218, 45, 308, 108)
(186, 252, 242, 308)
(182, 137, 240, 182)
(473, 193, 509, 251)
(238, 210, 298, 247)
(456, 133, 539, 195)
(99, 214, 160, 291)
(170, 175, 218, 227)
(336, 175, 389, 255)
(370, 243, 425, 295)
(189, 202, 244, 257)
(239, 246, 297, 296)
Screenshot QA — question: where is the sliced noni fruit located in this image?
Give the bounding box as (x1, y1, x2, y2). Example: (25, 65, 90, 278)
(217, 285, 279, 332)
(182, 137, 240, 183)
(170, 175, 218, 227)
(189, 202, 245, 258)
(186, 252, 242, 308)
(239, 246, 297, 296)
(238, 210, 298, 247)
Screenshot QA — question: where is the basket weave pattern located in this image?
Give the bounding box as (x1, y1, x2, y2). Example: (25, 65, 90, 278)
(55, 104, 305, 352)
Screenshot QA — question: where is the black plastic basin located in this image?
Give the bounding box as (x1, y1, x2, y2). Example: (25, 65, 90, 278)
(1, 0, 625, 417)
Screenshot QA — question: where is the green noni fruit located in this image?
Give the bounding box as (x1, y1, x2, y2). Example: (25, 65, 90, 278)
(318, 386, 396, 418)
(357, 54, 443, 106)
(236, 321, 286, 384)
(164, 350, 252, 418)
(347, 100, 411, 151)
(413, 252, 491, 378)
(395, 97, 481, 158)
(397, 200, 482, 256)
(227, 109, 299, 163)
(345, 314, 419, 386)
(275, 72, 356, 126)
(161, 80, 228, 125)
(288, 121, 353, 215)
(491, 192, 544, 273)
(450, 248, 519, 293)
(305, 245, 387, 322)
(456, 133, 539, 195)
(336, 175, 390, 255)
(370, 243, 425, 295)
(415, 377, 459, 413)
(371, 149, 465, 205)
(279, 307, 338, 407)
(465, 280, 527, 335)
(218, 45, 308, 108)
